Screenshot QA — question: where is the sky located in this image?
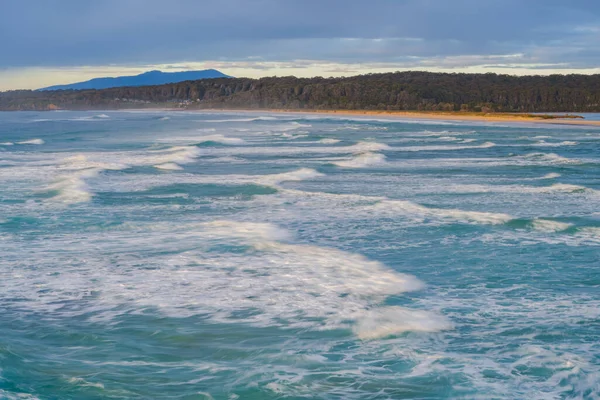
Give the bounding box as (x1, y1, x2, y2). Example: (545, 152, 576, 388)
(1, 0, 600, 90)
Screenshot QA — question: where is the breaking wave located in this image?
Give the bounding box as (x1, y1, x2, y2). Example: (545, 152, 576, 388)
(153, 162, 183, 171)
(3, 220, 450, 337)
(319, 138, 341, 144)
(531, 140, 579, 147)
(148, 146, 201, 167)
(516, 153, 581, 165)
(11, 146, 203, 204)
(447, 182, 593, 195)
(17, 139, 44, 145)
(346, 142, 391, 152)
(69, 114, 111, 122)
(333, 152, 387, 168)
(44, 168, 98, 204)
(280, 189, 581, 233)
(529, 219, 573, 232)
(185, 141, 391, 157)
(203, 116, 279, 123)
(373, 199, 513, 225)
(538, 173, 562, 180)
(258, 168, 324, 186)
(397, 142, 495, 152)
(275, 122, 313, 132)
(38, 154, 125, 204)
(195, 134, 247, 145)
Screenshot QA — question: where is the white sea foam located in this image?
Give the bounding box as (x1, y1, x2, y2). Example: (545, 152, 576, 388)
(146, 146, 202, 166)
(17, 138, 44, 145)
(159, 116, 170, 121)
(0, 221, 448, 336)
(319, 138, 341, 144)
(69, 115, 111, 122)
(187, 141, 390, 157)
(275, 189, 515, 226)
(275, 122, 313, 132)
(196, 134, 247, 145)
(0, 146, 201, 204)
(0, 389, 40, 400)
(364, 157, 509, 170)
(532, 140, 579, 147)
(333, 152, 387, 168)
(420, 130, 451, 136)
(574, 227, 600, 244)
(544, 183, 590, 193)
(208, 156, 246, 163)
(346, 142, 391, 152)
(258, 168, 324, 186)
(200, 220, 292, 242)
(91, 167, 324, 194)
(66, 377, 105, 390)
(448, 182, 593, 195)
(354, 307, 453, 339)
(280, 132, 309, 139)
(66, 147, 200, 171)
(517, 153, 580, 165)
(403, 286, 600, 397)
(45, 168, 98, 204)
(538, 173, 562, 179)
(372, 199, 513, 225)
(0, 142, 14, 146)
(479, 226, 600, 247)
(33, 154, 126, 204)
(529, 219, 573, 232)
(154, 162, 183, 170)
(397, 142, 495, 152)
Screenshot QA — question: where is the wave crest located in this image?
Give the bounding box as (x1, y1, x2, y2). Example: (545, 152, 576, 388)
(17, 139, 44, 145)
(333, 152, 387, 168)
(196, 134, 247, 145)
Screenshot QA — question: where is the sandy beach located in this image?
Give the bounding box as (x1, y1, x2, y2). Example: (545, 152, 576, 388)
(194, 108, 600, 127)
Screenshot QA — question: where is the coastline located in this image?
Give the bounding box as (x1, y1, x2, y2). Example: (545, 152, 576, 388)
(12, 106, 600, 127)
(191, 108, 600, 127)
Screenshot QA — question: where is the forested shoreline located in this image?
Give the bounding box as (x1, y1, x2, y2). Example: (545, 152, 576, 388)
(2, 71, 600, 112)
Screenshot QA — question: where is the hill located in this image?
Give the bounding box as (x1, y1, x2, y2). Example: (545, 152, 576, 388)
(3, 71, 600, 112)
(38, 69, 230, 91)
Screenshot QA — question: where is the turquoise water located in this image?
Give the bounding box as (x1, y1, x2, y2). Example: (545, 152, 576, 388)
(1, 111, 599, 399)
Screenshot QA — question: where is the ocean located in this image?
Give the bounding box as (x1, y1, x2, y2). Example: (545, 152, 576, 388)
(0, 110, 599, 399)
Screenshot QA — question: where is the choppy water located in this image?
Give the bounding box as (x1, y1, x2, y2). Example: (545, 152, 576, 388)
(1, 110, 599, 399)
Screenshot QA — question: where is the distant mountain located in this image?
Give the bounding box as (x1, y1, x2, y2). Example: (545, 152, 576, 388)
(38, 69, 231, 91)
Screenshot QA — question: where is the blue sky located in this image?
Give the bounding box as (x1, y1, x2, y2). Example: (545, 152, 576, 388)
(1, 0, 600, 90)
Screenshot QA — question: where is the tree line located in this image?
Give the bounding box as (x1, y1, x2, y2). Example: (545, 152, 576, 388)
(2, 71, 600, 112)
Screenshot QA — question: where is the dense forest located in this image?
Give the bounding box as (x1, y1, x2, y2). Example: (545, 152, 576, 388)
(2, 71, 600, 112)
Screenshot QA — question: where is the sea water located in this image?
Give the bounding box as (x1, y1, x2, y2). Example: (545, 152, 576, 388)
(0, 110, 599, 399)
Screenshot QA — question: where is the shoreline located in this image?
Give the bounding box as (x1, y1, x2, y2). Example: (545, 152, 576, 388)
(10, 107, 600, 127)
(194, 108, 600, 127)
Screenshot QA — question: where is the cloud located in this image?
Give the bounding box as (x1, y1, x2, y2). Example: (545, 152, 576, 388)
(0, 0, 599, 89)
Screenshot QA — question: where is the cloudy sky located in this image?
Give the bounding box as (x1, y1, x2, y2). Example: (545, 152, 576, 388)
(1, 0, 600, 90)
